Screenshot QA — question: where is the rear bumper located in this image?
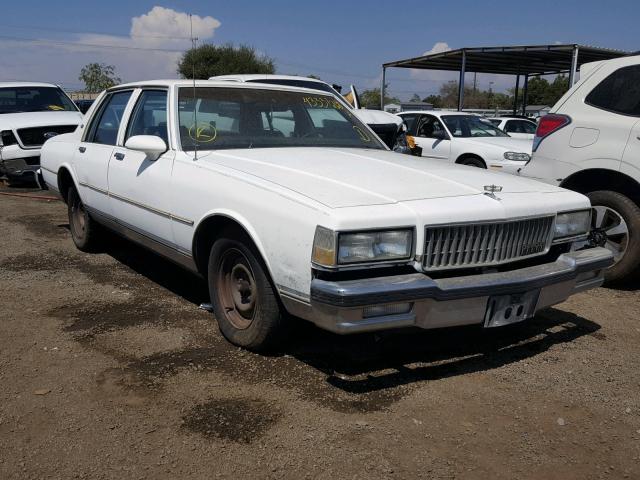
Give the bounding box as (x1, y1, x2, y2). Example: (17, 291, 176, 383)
(306, 247, 613, 334)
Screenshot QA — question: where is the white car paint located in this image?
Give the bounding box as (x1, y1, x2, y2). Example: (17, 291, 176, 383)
(0, 82, 83, 181)
(487, 117, 537, 140)
(40, 80, 610, 340)
(398, 110, 533, 174)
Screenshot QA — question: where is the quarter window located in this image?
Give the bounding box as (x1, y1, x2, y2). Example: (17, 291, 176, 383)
(125, 90, 168, 144)
(586, 65, 640, 116)
(400, 114, 419, 135)
(87, 91, 133, 145)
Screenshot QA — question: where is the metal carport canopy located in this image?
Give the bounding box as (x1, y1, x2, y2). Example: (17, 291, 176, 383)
(381, 44, 631, 111)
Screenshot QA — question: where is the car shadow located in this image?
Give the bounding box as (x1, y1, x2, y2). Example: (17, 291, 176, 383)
(286, 309, 599, 393)
(93, 231, 601, 393)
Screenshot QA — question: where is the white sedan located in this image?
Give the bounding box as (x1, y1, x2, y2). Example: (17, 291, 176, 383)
(487, 117, 538, 140)
(398, 111, 533, 174)
(40, 80, 611, 351)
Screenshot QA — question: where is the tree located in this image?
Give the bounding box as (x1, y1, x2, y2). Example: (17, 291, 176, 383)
(359, 84, 400, 109)
(178, 43, 274, 79)
(79, 63, 121, 93)
(409, 93, 421, 103)
(422, 95, 442, 108)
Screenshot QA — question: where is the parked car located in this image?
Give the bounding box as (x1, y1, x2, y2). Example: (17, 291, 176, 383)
(520, 55, 640, 283)
(0, 82, 83, 184)
(487, 117, 537, 140)
(397, 111, 533, 174)
(40, 80, 612, 351)
(74, 99, 94, 114)
(209, 74, 419, 155)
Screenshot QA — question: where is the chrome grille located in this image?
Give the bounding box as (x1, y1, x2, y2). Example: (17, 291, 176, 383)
(423, 216, 554, 271)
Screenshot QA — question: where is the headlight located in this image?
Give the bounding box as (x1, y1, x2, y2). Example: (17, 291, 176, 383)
(503, 151, 531, 162)
(312, 226, 413, 267)
(554, 210, 591, 240)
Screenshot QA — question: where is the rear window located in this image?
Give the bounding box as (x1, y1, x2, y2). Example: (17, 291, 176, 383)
(586, 65, 640, 117)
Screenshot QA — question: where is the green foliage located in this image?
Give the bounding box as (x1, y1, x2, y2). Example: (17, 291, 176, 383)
(78, 63, 121, 93)
(409, 93, 421, 102)
(422, 95, 442, 108)
(178, 43, 275, 79)
(524, 75, 569, 106)
(359, 84, 400, 109)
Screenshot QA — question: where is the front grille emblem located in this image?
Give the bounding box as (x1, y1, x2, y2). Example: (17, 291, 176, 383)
(483, 184, 503, 200)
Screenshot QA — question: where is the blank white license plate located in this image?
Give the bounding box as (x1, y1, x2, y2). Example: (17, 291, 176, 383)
(483, 290, 540, 328)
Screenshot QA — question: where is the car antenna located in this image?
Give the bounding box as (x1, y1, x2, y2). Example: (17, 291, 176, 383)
(190, 14, 198, 161)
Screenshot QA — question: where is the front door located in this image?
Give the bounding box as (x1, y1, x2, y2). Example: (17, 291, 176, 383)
(108, 89, 175, 244)
(413, 114, 451, 161)
(73, 90, 133, 216)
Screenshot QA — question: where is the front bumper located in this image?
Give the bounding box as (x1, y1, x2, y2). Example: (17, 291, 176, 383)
(308, 247, 613, 334)
(0, 145, 41, 181)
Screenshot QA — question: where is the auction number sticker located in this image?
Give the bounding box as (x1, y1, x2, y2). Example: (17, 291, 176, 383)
(188, 123, 217, 143)
(302, 96, 343, 110)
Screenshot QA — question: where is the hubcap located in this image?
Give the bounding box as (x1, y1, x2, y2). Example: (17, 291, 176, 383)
(592, 205, 629, 263)
(218, 249, 257, 330)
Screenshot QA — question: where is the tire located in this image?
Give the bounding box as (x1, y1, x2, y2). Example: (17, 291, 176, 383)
(67, 185, 99, 252)
(458, 156, 486, 168)
(587, 190, 640, 284)
(207, 232, 286, 351)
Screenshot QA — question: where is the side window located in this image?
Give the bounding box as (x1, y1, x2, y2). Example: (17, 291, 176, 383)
(125, 90, 168, 144)
(417, 115, 446, 138)
(521, 121, 537, 134)
(87, 91, 133, 145)
(261, 110, 295, 137)
(586, 65, 640, 116)
(504, 120, 518, 133)
(400, 114, 419, 135)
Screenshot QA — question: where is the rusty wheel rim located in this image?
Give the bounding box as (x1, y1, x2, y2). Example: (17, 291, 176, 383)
(71, 197, 86, 239)
(218, 248, 257, 330)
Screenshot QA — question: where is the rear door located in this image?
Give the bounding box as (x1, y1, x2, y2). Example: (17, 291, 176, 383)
(504, 120, 536, 139)
(108, 88, 175, 243)
(73, 90, 133, 216)
(413, 114, 451, 160)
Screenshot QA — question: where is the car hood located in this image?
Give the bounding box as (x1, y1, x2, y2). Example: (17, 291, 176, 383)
(0, 111, 83, 130)
(353, 109, 403, 127)
(204, 147, 562, 208)
(460, 135, 533, 153)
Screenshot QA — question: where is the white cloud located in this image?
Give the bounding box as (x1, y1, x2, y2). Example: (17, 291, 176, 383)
(409, 41, 456, 85)
(0, 6, 222, 89)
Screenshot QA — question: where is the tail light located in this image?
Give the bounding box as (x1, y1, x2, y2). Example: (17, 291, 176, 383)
(532, 114, 571, 152)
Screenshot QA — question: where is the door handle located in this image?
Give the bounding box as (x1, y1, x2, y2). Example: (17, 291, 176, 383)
(78, 146, 86, 153)
(113, 152, 125, 160)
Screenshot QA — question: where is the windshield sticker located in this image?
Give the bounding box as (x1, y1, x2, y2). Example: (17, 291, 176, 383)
(188, 123, 217, 143)
(352, 126, 371, 142)
(302, 96, 343, 110)
(48, 105, 65, 111)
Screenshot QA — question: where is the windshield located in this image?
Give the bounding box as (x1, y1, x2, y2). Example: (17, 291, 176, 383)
(441, 115, 509, 138)
(178, 87, 385, 151)
(0, 86, 78, 114)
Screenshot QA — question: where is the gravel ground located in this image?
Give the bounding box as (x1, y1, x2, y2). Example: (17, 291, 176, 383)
(1, 186, 639, 479)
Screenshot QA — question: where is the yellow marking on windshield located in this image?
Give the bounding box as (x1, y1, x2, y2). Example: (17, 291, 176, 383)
(188, 123, 217, 143)
(352, 126, 371, 142)
(302, 96, 343, 110)
(48, 105, 64, 111)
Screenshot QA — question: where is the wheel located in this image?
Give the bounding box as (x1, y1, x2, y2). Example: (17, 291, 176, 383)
(458, 156, 486, 168)
(207, 233, 286, 351)
(67, 185, 99, 252)
(586, 190, 640, 284)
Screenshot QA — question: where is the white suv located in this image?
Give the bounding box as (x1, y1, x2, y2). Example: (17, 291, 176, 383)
(520, 55, 640, 283)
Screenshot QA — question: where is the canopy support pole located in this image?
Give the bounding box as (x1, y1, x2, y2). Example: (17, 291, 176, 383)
(512, 74, 520, 115)
(380, 66, 386, 110)
(457, 50, 466, 111)
(522, 74, 529, 116)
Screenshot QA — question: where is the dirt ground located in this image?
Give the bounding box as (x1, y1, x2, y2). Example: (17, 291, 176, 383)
(1, 186, 639, 480)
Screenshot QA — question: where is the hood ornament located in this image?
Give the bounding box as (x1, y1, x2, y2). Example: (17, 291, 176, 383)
(483, 184, 503, 200)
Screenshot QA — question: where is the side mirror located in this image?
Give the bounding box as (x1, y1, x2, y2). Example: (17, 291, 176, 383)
(124, 135, 167, 160)
(432, 130, 448, 141)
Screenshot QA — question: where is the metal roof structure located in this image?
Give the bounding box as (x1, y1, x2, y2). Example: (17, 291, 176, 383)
(381, 44, 632, 112)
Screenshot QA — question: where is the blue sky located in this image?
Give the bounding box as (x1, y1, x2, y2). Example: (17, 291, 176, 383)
(1, 1, 638, 99)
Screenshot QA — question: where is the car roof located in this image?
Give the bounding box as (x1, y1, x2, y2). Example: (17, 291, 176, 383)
(0, 81, 61, 88)
(487, 116, 536, 122)
(109, 79, 338, 96)
(208, 74, 330, 85)
(398, 110, 475, 117)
